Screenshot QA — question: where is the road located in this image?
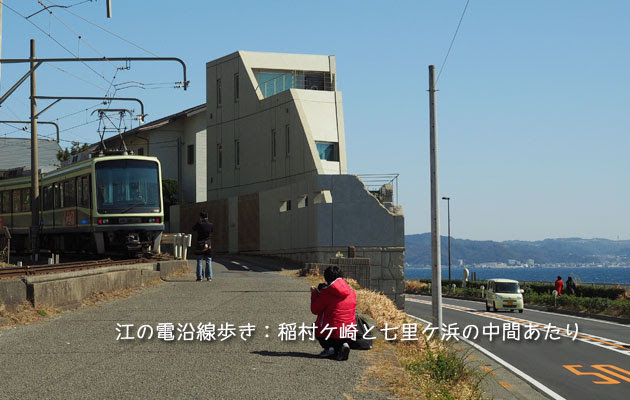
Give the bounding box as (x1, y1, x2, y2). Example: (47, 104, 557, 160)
(406, 295, 630, 400)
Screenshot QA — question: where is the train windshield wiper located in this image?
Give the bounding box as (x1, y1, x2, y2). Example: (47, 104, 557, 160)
(120, 202, 146, 213)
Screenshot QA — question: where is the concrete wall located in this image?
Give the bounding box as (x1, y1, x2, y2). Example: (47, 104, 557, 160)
(0, 279, 27, 311)
(0, 261, 190, 310)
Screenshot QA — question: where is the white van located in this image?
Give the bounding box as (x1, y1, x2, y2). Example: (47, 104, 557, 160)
(485, 278, 524, 313)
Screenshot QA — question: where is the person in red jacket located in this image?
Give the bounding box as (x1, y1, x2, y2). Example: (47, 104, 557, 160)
(554, 276, 563, 296)
(311, 266, 357, 361)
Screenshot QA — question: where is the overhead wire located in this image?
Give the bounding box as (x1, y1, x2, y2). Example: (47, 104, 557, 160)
(436, 0, 471, 85)
(46, 0, 160, 57)
(0, 0, 111, 84)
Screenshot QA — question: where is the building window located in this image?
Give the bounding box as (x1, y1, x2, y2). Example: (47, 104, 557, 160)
(315, 142, 339, 161)
(137, 147, 144, 155)
(217, 79, 222, 106)
(234, 73, 239, 102)
(279, 200, 292, 212)
(12, 190, 21, 213)
(271, 129, 276, 160)
(234, 140, 240, 168)
(187, 144, 194, 165)
(217, 144, 223, 171)
(285, 125, 290, 156)
(314, 190, 333, 204)
(298, 195, 308, 208)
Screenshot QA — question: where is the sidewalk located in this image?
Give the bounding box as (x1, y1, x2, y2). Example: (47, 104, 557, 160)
(0, 258, 391, 399)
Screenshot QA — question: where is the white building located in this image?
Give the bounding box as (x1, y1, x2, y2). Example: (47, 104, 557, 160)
(106, 51, 406, 306)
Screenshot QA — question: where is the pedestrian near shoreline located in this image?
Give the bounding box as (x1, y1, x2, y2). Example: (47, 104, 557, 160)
(554, 276, 563, 296)
(566, 276, 577, 296)
(192, 211, 213, 281)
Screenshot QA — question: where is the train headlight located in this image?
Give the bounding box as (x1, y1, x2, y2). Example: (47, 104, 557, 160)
(97, 218, 110, 225)
(147, 217, 161, 223)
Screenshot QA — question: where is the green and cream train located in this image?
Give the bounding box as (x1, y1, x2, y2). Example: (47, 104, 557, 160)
(0, 154, 164, 254)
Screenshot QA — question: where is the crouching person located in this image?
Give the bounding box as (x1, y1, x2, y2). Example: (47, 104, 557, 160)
(310, 266, 357, 361)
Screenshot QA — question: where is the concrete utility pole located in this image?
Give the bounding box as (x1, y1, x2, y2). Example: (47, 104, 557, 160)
(107, 0, 112, 18)
(1, 2, 3, 81)
(30, 39, 40, 257)
(428, 65, 442, 334)
(443, 196, 452, 283)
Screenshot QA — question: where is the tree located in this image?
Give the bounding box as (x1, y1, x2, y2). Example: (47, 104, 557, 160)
(56, 142, 89, 162)
(162, 178, 179, 223)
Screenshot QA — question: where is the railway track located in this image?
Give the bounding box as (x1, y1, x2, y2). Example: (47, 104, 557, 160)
(0, 258, 154, 280)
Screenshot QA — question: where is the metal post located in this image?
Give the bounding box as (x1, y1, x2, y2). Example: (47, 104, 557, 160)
(30, 39, 40, 257)
(106, 0, 112, 18)
(443, 196, 451, 283)
(429, 65, 442, 334)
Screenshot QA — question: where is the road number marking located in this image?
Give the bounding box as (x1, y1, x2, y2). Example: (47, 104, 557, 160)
(563, 364, 630, 384)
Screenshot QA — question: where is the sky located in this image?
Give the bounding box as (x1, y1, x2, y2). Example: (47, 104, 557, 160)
(0, 0, 628, 242)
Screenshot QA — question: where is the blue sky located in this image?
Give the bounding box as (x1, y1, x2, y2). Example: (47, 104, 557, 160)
(1, 0, 628, 241)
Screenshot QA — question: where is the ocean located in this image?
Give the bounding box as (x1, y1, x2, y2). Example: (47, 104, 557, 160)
(404, 266, 630, 285)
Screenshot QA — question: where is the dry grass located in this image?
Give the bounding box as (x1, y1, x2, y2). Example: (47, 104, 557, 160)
(83, 278, 162, 307)
(0, 302, 61, 329)
(405, 280, 429, 294)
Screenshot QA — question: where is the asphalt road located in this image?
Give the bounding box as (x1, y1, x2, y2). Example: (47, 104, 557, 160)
(0, 260, 388, 400)
(406, 295, 630, 400)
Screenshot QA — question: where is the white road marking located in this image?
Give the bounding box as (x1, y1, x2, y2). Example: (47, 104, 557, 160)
(429, 295, 630, 329)
(407, 313, 567, 400)
(407, 297, 630, 357)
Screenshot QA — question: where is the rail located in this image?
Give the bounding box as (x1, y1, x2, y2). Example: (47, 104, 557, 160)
(0, 258, 151, 280)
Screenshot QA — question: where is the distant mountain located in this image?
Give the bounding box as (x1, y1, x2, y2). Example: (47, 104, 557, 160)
(405, 233, 630, 267)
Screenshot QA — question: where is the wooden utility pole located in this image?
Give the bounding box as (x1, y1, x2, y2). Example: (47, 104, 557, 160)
(429, 65, 443, 334)
(30, 39, 40, 258)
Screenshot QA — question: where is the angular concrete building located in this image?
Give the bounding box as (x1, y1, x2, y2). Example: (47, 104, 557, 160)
(176, 51, 405, 306)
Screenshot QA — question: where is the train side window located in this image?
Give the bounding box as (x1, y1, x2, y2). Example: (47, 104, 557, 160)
(43, 186, 53, 211)
(77, 180, 83, 208)
(64, 179, 77, 207)
(21, 188, 30, 212)
(79, 175, 90, 208)
(1, 191, 10, 213)
(54, 183, 62, 209)
(12, 190, 21, 213)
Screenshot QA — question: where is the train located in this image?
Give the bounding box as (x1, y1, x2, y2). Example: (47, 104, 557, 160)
(0, 153, 164, 255)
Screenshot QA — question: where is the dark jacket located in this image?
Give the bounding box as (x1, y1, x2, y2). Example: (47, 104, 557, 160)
(311, 278, 357, 339)
(193, 219, 213, 254)
(193, 219, 213, 241)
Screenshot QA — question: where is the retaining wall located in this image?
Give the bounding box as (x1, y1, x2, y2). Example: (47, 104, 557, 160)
(0, 259, 190, 310)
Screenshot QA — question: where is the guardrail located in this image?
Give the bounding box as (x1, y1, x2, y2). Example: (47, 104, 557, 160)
(161, 233, 192, 260)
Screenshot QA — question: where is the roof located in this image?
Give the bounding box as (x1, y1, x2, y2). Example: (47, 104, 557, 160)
(102, 103, 206, 145)
(0, 138, 61, 170)
(487, 278, 520, 283)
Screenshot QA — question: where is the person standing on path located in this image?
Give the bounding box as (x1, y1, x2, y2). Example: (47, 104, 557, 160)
(554, 276, 564, 296)
(192, 211, 213, 281)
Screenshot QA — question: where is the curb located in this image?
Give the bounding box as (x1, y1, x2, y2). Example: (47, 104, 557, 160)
(406, 292, 630, 325)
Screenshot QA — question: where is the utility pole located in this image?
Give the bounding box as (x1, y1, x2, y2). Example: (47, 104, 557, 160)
(107, 0, 112, 18)
(443, 196, 451, 283)
(30, 39, 40, 259)
(429, 65, 442, 334)
(1, 2, 3, 81)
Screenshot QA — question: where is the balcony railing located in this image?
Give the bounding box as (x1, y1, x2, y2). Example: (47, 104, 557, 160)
(255, 71, 333, 98)
(357, 173, 399, 206)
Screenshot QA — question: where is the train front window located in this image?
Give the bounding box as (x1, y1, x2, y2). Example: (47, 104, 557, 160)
(95, 159, 160, 214)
